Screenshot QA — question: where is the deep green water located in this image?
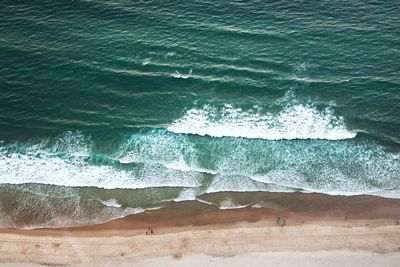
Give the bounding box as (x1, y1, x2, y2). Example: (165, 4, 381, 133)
(1, 1, 399, 227)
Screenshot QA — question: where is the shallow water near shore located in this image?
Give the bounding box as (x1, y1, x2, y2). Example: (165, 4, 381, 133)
(1, 1, 400, 228)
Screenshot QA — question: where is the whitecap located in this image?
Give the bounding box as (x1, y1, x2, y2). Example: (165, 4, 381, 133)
(168, 103, 356, 140)
(172, 68, 192, 79)
(100, 198, 122, 208)
(142, 58, 151, 65)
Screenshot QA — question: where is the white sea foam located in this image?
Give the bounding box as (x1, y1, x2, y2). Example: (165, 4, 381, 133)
(115, 130, 214, 183)
(205, 174, 271, 193)
(0, 153, 202, 189)
(266, 140, 398, 195)
(118, 157, 137, 164)
(98, 206, 163, 225)
(116, 130, 198, 167)
(174, 188, 198, 202)
(0, 132, 202, 189)
(100, 199, 122, 208)
(172, 68, 192, 79)
(1, 130, 399, 199)
(120, 158, 216, 175)
(168, 103, 356, 140)
(164, 161, 217, 175)
(219, 198, 248, 210)
(203, 132, 400, 197)
(194, 197, 218, 207)
(142, 58, 151, 65)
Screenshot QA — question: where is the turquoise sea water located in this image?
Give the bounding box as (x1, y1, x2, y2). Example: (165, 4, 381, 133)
(1, 1, 400, 227)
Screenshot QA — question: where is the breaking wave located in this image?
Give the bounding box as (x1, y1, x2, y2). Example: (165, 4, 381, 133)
(0, 131, 203, 189)
(168, 103, 356, 140)
(0, 129, 398, 198)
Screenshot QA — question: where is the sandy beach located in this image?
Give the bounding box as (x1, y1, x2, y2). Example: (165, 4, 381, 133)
(1, 192, 400, 266)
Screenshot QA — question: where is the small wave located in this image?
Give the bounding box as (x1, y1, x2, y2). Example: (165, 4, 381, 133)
(168, 103, 356, 140)
(172, 69, 192, 79)
(142, 58, 151, 65)
(277, 75, 351, 84)
(100, 199, 122, 208)
(164, 161, 217, 175)
(219, 198, 249, 210)
(116, 129, 200, 168)
(123, 206, 162, 216)
(205, 173, 296, 194)
(119, 157, 216, 175)
(174, 188, 198, 202)
(193, 22, 287, 38)
(194, 197, 218, 207)
(118, 157, 136, 164)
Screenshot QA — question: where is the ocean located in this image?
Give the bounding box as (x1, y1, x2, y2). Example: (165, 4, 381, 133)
(0, 0, 399, 228)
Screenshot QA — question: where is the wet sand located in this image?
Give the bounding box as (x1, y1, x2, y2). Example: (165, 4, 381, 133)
(1, 192, 400, 266)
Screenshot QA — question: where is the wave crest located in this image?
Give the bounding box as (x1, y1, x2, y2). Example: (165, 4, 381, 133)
(168, 103, 356, 140)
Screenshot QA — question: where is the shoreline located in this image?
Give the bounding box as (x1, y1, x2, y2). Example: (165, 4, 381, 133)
(1, 192, 400, 266)
(3, 191, 400, 230)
